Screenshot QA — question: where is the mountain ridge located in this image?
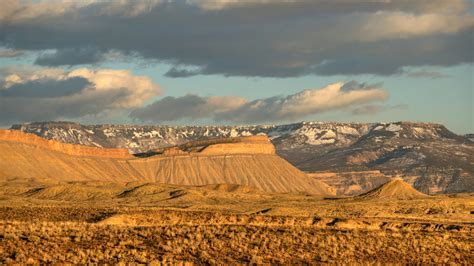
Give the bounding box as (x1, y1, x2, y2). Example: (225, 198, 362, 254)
(11, 121, 474, 195)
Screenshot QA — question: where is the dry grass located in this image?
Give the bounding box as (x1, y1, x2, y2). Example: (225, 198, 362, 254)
(0, 180, 473, 264)
(1, 215, 472, 264)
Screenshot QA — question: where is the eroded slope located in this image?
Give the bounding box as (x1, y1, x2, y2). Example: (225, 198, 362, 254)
(0, 131, 334, 195)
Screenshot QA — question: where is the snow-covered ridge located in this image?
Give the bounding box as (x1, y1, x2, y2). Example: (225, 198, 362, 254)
(10, 121, 460, 153)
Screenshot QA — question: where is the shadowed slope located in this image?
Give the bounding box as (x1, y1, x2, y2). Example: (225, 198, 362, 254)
(0, 130, 334, 195)
(356, 178, 428, 200)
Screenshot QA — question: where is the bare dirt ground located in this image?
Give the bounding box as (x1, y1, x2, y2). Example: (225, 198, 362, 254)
(0, 180, 473, 264)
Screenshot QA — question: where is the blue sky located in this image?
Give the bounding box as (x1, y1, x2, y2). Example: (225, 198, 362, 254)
(0, 0, 472, 133)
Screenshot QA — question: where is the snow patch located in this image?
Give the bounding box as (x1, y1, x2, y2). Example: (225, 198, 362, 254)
(241, 131, 252, 136)
(103, 129, 116, 137)
(300, 128, 336, 145)
(413, 127, 425, 134)
(386, 124, 402, 132)
(230, 128, 239, 137)
(308, 138, 336, 145)
(338, 126, 359, 135)
(322, 130, 336, 139)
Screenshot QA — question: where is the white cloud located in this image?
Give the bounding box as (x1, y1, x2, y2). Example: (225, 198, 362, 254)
(279, 82, 388, 116)
(131, 81, 388, 123)
(216, 82, 388, 123)
(0, 67, 161, 124)
(66, 68, 160, 108)
(2, 67, 160, 107)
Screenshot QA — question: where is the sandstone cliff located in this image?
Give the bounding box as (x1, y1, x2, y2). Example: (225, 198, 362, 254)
(0, 130, 132, 158)
(191, 135, 276, 155)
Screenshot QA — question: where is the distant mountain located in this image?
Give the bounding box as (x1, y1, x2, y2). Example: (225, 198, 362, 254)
(11, 121, 474, 195)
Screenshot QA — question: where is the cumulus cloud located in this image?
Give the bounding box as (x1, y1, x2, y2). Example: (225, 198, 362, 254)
(0, 67, 161, 124)
(216, 82, 388, 123)
(131, 81, 388, 123)
(0, 0, 472, 76)
(66, 68, 160, 108)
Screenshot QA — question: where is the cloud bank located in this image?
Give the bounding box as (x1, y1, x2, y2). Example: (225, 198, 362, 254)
(131, 81, 388, 123)
(0, 69, 391, 125)
(0, 67, 161, 124)
(1, 0, 472, 77)
(0, 65, 389, 125)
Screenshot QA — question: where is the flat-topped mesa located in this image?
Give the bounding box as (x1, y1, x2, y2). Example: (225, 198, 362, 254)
(150, 135, 276, 157)
(199, 135, 276, 155)
(0, 130, 132, 159)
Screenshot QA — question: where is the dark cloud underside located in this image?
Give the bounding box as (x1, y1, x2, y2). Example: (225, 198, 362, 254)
(34, 47, 104, 66)
(0, 77, 90, 98)
(0, 0, 471, 77)
(0, 89, 128, 125)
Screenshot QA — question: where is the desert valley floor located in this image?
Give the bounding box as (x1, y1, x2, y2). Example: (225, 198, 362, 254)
(1, 179, 473, 264)
(0, 129, 472, 264)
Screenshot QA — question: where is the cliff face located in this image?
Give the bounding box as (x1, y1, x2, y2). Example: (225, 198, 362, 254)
(0, 132, 334, 195)
(199, 136, 276, 155)
(0, 130, 132, 159)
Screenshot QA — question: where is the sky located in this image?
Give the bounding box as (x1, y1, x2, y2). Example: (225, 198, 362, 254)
(0, 0, 472, 133)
